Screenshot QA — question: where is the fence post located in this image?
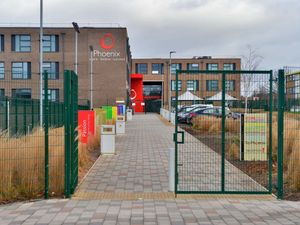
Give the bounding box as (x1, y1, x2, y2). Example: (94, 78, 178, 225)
(44, 71, 49, 199)
(64, 70, 71, 198)
(221, 72, 226, 192)
(277, 69, 285, 199)
(268, 70, 273, 193)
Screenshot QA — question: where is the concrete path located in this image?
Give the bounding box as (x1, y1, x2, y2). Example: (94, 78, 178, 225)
(0, 114, 300, 225)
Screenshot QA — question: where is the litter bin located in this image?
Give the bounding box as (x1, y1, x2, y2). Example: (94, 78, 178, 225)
(116, 115, 125, 135)
(126, 108, 133, 121)
(100, 125, 115, 154)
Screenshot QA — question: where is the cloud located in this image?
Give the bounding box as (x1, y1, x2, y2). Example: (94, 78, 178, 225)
(0, 0, 299, 69)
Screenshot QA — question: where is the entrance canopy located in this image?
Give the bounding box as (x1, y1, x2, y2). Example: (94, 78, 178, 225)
(206, 92, 237, 101)
(178, 91, 203, 101)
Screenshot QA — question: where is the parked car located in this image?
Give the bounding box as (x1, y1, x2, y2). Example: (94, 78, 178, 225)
(178, 105, 213, 123)
(187, 106, 239, 124)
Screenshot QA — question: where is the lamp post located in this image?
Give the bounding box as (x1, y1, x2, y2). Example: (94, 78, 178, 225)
(72, 22, 80, 74)
(169, 51, 176, 121)
(39, 0, 43, 127)
(89, 45, 94, 109)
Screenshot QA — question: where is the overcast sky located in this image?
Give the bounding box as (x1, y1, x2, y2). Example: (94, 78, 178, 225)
(0, 0, 299, 70)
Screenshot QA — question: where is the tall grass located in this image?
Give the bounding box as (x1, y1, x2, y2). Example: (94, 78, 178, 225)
(0, 126, 100, 203)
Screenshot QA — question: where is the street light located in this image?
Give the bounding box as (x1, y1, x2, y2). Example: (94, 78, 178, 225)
(89, 45, 94, 109)
(169, 51, 176, 121)
(72, 22, 80, 74)
(39, 0, 43, 127)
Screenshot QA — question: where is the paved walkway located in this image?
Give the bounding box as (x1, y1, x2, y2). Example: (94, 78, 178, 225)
(0, 114, 300, 225)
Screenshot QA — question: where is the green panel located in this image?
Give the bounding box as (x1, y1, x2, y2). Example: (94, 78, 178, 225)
(103, 106, 113, 119)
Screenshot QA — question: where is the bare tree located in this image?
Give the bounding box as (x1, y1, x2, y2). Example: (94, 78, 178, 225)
(241, 45, 263, 113)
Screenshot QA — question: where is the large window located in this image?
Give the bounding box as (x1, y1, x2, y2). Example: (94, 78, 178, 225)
(12, 89, 31, 99)
(206, 80, 219, 91)
(43, 35, 59, 52)
(0, 62, 4, 79)
(0, 89, 4, 98)
(43, 62, 59, 79)
(171, 63, 182, 74)
(152, 63, 164, 74)
(225, 80, 235, 91)
(187, 63, 199, 71)
(207, 63, 218, 70)
(186, 80, 199, 91)
(11, 35, 31, 52)
(12, 62, 31, 79)
(143, 84, 162, 97)
(223, 63, 236, 71)
(0, 35, 4, 52)
(171, 80, 182, 91)
(43, 89, 59, 102)
(136, 63, 148, 74)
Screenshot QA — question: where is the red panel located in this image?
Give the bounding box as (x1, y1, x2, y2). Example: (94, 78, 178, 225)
(131, 74, 144, 112)
(78, 110, 95, 143)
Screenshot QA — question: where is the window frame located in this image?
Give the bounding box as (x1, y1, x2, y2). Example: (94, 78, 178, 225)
(206, 80, 219, 91)
(12, 88, 32, 99)
(0, 62, 4, 79)
(42, 62, 59, 79)
(171, 80, 182, 91)
(12, 62, 31, 80)
(0, 35, 4, 52)
(11, 34, 31, 52)
(136, 63, 148, 74)
(43, 35, 59, 52)
(151, 63, 164, 75)
(225, 80, 236, 91)
(187, 63, 199, 71)
(223, 63, 236, 71)
(171, 63, 182, 74)
(186, 80, 199, 91)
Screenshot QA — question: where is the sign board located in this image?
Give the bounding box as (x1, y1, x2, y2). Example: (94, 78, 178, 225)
(78, 110, 95, 144)
(94, 108, 106, 127)
(242, 113, 267, 161)
(102, 106, 113, 119)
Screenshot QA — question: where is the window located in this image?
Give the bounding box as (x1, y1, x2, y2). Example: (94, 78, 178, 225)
(11, 35, 31, 52)
(12, 62, 31, 79)
(171, 63, 182, 74)
(206, 80, 219, 91)
(0, 35, 4, 52)
(152, 63, 164, 74)
(223, 63, 236, 71)
(12, 89, 31, 99)
(43, 89, 59, 102)
(0, 89, 4, 98)
(0, 62, 4, 79)
(207, 63, 218, 70)
(43, 35, 59, 52)
(136, 63, 148, 74)
(42, 62, 59, 79)
(186, 80, 199, 91)
(225, 80, 235, 91)
(187, 63, 199, 71)
(143, 85, 162, 97)
(171, 80, 182, 91)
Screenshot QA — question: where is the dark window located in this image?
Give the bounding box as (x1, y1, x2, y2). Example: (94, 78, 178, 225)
(0, 89, 4, 98)
(12, 62, 31, 79)
(0, 62, 4, 79)
(43, 35, 59, 52)
(186, 80, 199, 91)
(43, 89, 59, 102)
(0, 35, 4, 52)
(187, 63, 199, 70)
(151, 63, 164, 74)
(225, 80, 235, 91)
(223, 63, 236, 70)
(171, 80, 182, 91)
(11, 35, 31, 52)
(12, 88, 31, 99)
(171, 63, 182, 74)
(143, 84, 162, 97)
(207, 63, 218, 70)
(136, 63, 148, 74)
(206, 80, 219, 91)
(42, 62, 59, 79)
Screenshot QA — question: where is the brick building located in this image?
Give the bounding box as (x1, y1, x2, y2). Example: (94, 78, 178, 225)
(0, 26, 131, 107)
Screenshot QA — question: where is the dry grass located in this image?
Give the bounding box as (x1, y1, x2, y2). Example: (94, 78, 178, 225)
(0, 125, 101, 203)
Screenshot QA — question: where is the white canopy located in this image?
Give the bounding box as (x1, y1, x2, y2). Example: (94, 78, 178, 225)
(206, 92, 238, 101)
(178, 91, 203, 101)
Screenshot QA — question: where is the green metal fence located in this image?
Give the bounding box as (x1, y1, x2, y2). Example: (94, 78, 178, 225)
(174, 70, 275, 194)
(0, 70, 81, 202)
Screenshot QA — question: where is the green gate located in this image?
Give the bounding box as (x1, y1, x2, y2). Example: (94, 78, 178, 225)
(64, 70, 79, 197)
(174, 70, 274, 194)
